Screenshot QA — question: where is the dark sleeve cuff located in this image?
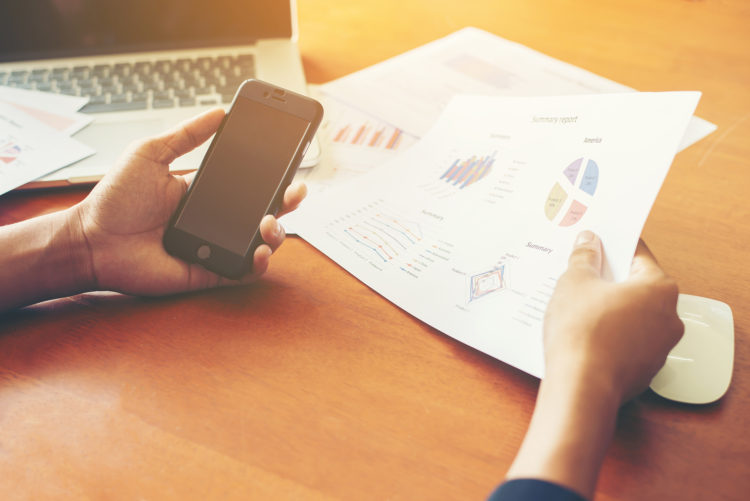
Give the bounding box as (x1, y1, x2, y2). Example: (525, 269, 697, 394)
(487, 478, 587, 501)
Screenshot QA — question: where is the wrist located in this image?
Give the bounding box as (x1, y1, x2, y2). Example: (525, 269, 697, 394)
(63, 204, 98, 294)
(543, 359, 623, 412)
(0, 206, 96, 312)
(544, 342, 628, 410)
(506, 368, 620, 500)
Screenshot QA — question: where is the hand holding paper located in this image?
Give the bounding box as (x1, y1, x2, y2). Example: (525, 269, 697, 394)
(292, 91, 700, 377)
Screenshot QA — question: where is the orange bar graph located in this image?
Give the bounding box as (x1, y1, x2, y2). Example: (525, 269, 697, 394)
(386, 129, 402, 150)
(334, 125, 350, 143)
(331, 122, 405, 151)
(369, 128, 385, 147)
(351, 125, 367, 145)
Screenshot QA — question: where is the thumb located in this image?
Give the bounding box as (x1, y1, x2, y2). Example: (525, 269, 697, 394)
(566, 230, 603, 277)
(139, 108, 226, 165)
(628, 239, 667, 281)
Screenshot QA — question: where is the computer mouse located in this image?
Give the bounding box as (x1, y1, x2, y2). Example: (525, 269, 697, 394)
(650, 294, 734, 404)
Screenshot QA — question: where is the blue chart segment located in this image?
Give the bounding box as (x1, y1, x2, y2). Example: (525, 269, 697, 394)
(440, 151, 496, 189)
(579, 160, 599, 195)
(343, 213, 423, 262)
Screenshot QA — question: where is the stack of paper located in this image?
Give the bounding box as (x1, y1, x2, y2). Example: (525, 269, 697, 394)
(0, 86, 94, 196)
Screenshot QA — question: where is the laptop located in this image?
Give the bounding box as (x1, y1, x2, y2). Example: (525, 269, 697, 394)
(0, 0, 320, 189)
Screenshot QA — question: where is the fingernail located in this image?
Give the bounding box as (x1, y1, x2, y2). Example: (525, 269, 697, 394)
(275, 221, 283, 237)
(576, 230, 595, 245)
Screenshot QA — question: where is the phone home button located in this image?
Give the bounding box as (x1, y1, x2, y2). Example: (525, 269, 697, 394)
(196, 245, 212, 260)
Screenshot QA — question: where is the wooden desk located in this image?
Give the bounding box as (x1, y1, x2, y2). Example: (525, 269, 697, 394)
(1, 1, 748, 499)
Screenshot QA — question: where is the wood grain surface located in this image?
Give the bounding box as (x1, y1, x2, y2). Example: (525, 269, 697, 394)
(1, 1, 748, 499)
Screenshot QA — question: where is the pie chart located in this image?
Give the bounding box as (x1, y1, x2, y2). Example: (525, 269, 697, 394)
(544, 157, 598, 226)
(0, 142, 22, 165)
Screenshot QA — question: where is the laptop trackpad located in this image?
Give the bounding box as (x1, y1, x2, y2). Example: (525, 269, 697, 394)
(69, 119, 167, 175)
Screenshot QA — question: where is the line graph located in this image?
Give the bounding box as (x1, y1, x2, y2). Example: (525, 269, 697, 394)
(324, 199, 452, 279)
(343, 212, 423, 262)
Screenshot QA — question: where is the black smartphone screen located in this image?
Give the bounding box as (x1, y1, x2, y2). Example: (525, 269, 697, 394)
(174, 97, 309, 255)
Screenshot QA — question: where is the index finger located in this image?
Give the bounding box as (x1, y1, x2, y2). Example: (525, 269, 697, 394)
(628, 239, 667, 281)
(276, 182, 307, 218)
(143, 108, 226, 165)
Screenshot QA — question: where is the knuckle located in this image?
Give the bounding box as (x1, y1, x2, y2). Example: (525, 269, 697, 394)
(573, 247, 599, 262)
(573, 247, 599, 260)
(126, 137, 151, 155)
(568, 247, 599, 269)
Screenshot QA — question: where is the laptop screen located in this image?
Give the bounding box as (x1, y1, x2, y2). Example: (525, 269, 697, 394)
(0, 0, 293, 62)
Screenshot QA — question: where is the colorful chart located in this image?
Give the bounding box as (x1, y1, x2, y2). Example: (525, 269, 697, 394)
(469, 265, 506, 301)
(0, 141, 22, 165)
(343, 213, 423, 262)
(545, 157, 599, 226)
(440, 152, 496, 189)
(332, 122, 404, 150)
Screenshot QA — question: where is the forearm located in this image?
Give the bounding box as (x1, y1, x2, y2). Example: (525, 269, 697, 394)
(497, 232, 682, 500)
(505, 368, 620, 500)
(0, 207, 93, 312)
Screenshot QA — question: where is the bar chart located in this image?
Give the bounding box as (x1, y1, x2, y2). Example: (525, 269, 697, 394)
(440, 152, 496, 189)
(332, 122, 405, 151)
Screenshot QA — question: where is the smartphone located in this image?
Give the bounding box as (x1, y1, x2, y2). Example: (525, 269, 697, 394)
(163, 79, 323, 279)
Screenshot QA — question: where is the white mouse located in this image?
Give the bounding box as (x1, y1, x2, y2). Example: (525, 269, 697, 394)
(650, 294, 734, 404)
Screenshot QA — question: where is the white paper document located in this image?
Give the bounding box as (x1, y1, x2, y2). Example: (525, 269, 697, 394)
(0, 103, 95, 196)
(0, 85, 92, 135)
(293, 92, 700, 377)
(0, 85, 88, 113)
(322, 27, 715, 152)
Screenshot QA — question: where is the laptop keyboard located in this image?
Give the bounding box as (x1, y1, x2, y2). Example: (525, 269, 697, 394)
(0, 53, 255, 113)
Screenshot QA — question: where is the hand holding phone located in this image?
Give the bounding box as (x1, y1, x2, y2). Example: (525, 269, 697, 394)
(163, 80, 323, 279)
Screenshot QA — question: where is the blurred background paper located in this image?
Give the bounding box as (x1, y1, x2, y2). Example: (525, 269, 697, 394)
(0, 86, 87, 112)
(0, 86, 92, 135)
(0, 103, 94, 196)
(322, 28, 715, 152)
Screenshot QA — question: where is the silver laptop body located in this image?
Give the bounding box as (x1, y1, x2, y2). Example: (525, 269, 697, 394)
(0, 0, 318, 188)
